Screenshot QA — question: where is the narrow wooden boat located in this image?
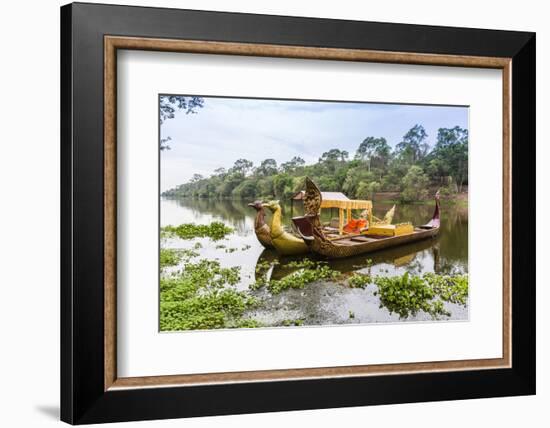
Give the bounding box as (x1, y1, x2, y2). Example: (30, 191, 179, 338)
(262, 200, 309, 256)
(292, 178, 440, 259)
(247, 200, 275, 250)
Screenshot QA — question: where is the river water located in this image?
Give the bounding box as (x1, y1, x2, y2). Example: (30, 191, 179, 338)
(161, 197, 469, 326)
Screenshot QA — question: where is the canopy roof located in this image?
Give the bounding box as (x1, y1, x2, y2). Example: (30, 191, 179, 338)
(292, 190, 349, 201)
(292, 190, 371, 210)
(320, 198, 372, 210)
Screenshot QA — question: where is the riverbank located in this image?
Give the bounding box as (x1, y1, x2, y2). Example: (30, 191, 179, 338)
(161, 191, 468, 207)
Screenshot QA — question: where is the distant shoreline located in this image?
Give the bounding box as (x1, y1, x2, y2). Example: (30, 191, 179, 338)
(161, 191, 468, 206)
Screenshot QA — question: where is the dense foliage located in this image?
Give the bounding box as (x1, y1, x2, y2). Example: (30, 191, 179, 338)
(162, 125, 468, 202)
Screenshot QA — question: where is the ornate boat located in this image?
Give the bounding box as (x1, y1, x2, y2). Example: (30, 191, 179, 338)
(247, 200, 275, 249)
(262, 200, 309, 256)
(292, 178, 440, 259)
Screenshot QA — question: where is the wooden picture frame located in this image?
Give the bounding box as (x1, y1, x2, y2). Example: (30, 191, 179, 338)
(61, 2, 535, 424)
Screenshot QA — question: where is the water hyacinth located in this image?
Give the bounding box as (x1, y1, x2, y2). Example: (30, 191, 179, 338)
(251, 262, 340, 294)
(160, 259, 257, 331)
(348, 273, 371, 289)
(373, 272, 469, 319)
(161, 221, 233, 241)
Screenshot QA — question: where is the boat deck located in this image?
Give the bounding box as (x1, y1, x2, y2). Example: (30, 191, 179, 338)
(328, 227, 434, 247)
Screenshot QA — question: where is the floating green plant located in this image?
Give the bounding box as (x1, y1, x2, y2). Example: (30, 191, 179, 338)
(373, 272, 468, 319)
(160, 259, 258, 331)
(281, 318, 305, 326)
(161, 222, 233, 241)
(252, 264, 340, 294)
(233, 319, 263, 328)
(160, 247, 201, 269)
(348, 273, 371, 289)
(160, 248, 183, 269)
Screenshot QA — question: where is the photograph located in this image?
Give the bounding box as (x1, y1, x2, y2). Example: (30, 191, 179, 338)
(159, 95, 469, 331)
(53, 2, 537, 424)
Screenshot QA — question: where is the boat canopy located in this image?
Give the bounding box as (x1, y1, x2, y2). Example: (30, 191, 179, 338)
(320, 198, 372, 210)
(291, 190, 349, 202)
(291, 190, 373, 235)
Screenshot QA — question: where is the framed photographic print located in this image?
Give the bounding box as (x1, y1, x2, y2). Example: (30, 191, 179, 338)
(60, 2, 535, 424)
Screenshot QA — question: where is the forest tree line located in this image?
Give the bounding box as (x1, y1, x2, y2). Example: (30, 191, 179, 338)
(162, 124, 468, 203)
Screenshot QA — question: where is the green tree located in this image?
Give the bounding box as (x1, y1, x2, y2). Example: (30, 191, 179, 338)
(355, 137, 391, 172)
(230, 159, 254, 176)
(318, 149, 349, 174)
(401, 165, 430, 202)
(231, 180, 257, 199)
(427, 126, 468, 192)
(356, 180, 381, 200)
(255, 159, 278, 176)
(212, 167, 227, 177)
(280, 156, 305, 173)
(256, 177, 275, 197)
(159, 95, 204, 123)
(395, 124, 429, 164)
(273, 174, 294, 199)
(161, 122, 468, 203)
(190, 173, 204, 183)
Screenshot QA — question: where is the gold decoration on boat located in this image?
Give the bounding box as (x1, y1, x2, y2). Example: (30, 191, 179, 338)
(262, 200, 309, 256)
(292, 177, 441, 259)
(247, 200, 274, 249)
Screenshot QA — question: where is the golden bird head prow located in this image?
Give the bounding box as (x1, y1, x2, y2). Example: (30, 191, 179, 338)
(247, 200, 264, 211)
(262, 200, 281, 212)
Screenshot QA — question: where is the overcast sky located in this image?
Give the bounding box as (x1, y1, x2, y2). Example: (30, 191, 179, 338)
(160, 96, 468, 191)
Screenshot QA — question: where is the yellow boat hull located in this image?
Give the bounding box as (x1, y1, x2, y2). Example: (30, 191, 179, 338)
(272, 232, 309, 256)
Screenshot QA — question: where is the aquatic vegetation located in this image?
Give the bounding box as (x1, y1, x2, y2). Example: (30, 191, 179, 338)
(160, 259, 258, 331)
(233, 319, 263, 328)
(241, 244, 251, 251)
(348, 273, 371, 289)
(249, 280, 264, 291)
(281, 318, 304, 326)
(225, 247, 238, 253)
(285, 259, 321, 269)
(348, 310, 355, 319)
(373, 272, 468, 319)
(161, 222, 233, 241)
(255, 259, 278, 273)
(423, 272, 468, 305)
(215, 244, 226, 249)
(160, 248, 183, 269)
(261, 265, 340, 294)
(160, 248, 200, 269)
